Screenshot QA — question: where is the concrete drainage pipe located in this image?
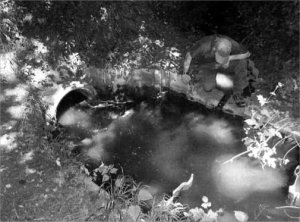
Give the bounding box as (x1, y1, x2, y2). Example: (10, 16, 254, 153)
(43, 81, 97, 123)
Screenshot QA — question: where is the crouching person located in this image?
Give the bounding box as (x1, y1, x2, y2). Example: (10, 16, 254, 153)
(183, 34, 258, 108)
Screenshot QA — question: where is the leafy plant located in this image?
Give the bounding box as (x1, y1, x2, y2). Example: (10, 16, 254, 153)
(0, 0, 20, 52)
(223, 82, 298, 169)
(92, 163, 118, 183)
(85, 163, 148, 220)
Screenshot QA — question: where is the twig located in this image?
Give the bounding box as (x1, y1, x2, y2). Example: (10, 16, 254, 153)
(13, 201, 20, 219)
(275, 206, 300, 210)
(283, 209, 300, 219)
(241, 31, 254, 44)
(33, 217, 46, 221)
(166, 174, 194, 205)
(172, 173, 194, 198)
(267, 206, 300, 219)
(222, 150, 252, 165)
(283, 134, 300, 163)
(282, 144, 298, 163)
(293, 134, 300, 147)
(254, 204, 268, 220)
(273, 136, 288, 149)
(261, 115, 275, 129)
(274, 117, 290, 125)
(228, 122, 293, 166)
(263, 122, 290, 145)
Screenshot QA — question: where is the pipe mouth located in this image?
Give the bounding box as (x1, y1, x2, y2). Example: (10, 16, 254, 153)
(55, 88, 93, 122)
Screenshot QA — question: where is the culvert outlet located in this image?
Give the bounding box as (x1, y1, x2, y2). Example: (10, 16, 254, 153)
(43, 81, 97, 122)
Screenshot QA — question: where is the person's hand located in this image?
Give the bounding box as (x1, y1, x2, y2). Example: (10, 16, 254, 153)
(181, 74, 191, 84)
(221, 61, 230, 69)
(229, 51, 251, 61)
(183, 69, 190, 75)
(215, 62, 229, 69)
(183, 67, 189, 75)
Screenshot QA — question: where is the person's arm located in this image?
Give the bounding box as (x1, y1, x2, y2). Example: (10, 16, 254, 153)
(183, 52, 192, 74)
(183, 36, 213, 74)
(229, 51, 251, 61)
(228, 37, 251, 61)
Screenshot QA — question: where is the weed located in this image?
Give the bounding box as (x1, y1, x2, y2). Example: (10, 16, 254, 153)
(223, 82, 299, 168)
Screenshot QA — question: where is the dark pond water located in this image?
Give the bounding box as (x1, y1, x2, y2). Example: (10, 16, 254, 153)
(58, 89, 298, 220)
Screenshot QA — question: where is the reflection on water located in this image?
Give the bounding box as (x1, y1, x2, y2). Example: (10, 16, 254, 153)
(212, 155, 287, 202)
(59, 92, 292, 217)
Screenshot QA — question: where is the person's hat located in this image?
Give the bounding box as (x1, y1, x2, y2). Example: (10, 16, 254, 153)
(214, 38, 232, 65)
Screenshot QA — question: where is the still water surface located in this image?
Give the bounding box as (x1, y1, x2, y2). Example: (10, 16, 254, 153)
(58, 92, 291, 219)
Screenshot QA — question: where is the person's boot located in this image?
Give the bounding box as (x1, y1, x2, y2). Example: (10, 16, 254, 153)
(216, 92, 232, 110)
(233, 93, 246, 107)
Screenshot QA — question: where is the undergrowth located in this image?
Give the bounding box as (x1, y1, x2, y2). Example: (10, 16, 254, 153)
(17, 85, 72, 162)
(80, 163, 226, 222)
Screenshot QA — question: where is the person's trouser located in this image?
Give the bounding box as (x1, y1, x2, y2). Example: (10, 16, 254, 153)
(194, 65, 217, 92)
(229, 59, 249, 95)
(194, 59, 258, 94)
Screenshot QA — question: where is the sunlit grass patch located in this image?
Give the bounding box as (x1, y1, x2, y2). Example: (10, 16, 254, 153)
(0, 120, 17, 131)
(0, 132, 18, 151)
(19, 150, 34, 164)
(6, 103, 27, 119)
(0, 93, 5, 102)
(0, 51, 18, 83)
(4, 83, 29, 102)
